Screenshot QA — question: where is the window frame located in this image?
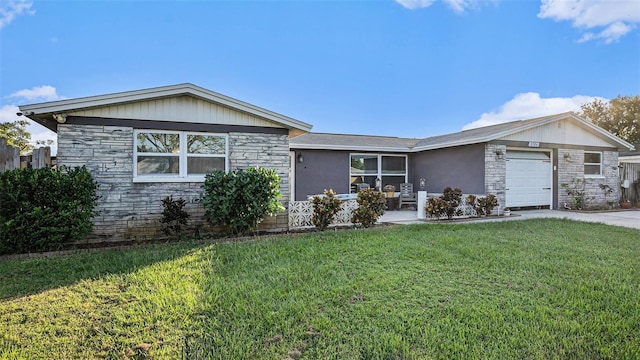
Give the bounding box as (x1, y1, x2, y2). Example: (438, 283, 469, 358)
(133, 129, 229, 183)
(349, 153, 408, 193)
(583, 151, 603, 177)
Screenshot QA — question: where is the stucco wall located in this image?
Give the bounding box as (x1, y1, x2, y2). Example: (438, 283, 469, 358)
(57, 123, 290, 241)
(410, 144, 486, 194)
(557, 148, 620, 209)
(293, 150, 351, 200)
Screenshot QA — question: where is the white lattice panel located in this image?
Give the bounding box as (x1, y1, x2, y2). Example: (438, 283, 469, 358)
(459, 199, 476, 217)
(289, 199, 359, 229)
(335, 199, 358, 224)
(289, 201, 314, 228)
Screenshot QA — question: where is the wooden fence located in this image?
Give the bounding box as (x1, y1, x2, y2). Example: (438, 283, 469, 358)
(31, 146, 52, 169)
(0, 138, 20, 172)
(0, 138, 52, 172)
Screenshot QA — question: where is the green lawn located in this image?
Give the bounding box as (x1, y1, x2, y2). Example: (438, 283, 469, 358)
(1, 219, 639, 359)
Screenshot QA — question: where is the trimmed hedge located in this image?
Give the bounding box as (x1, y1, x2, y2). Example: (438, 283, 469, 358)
(0, 166, 100, 255)
(201, 167, 284, 235)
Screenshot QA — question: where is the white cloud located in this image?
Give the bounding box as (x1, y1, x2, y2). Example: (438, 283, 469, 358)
(4, 85, 65, 154)
(395, 0, 435, 10)
(28, 126, 58, 155)
(577, 32, 596, 43)
(0, 0, 35, 30)
(0, 104, 21, 124)
(462, 92, 605, 130)
(395, 0, 480, 13)
(538, 0, 640, 43)
(2, 97, 58, 155)
(9, 85, 64, 102)
(444, 0, 478, 14)
(597, 21, 633, 44)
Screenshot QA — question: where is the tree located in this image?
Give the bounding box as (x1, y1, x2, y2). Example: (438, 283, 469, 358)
(581, 95, 640, 145)
(0, 120, 32, 154)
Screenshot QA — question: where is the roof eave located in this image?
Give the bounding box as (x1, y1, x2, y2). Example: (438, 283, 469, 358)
(447, 112, 634, 152)
(411, 136, 491, 152)
(408, 115, 570, 151)
(18, 83, 313, 133)
(620, 154, 640, 159)
(291, 143, 412, 152)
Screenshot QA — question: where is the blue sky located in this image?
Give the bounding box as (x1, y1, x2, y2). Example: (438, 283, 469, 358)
(1, 0, 639, 154)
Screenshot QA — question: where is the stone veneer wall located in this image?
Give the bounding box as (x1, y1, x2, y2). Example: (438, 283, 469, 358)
(484, 143, 507, 214)
(557, 148, 620, 208)
(57, 124, 290, 241)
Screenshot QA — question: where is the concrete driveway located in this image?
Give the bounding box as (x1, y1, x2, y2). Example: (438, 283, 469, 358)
(515, 209, 640, 230)
(379, 209, 640, 230)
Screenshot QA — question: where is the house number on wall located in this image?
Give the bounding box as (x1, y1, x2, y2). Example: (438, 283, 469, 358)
(528, 141, 540, 147)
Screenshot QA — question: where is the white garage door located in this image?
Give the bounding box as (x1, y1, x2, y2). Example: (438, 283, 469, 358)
(505, 151, 552, 208)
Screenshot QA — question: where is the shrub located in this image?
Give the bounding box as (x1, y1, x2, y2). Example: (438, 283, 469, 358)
(561, 178, 592, 210)
(160, 196, 190, 238)
(201, 167, 284, 235)
(351, 188, 386, 228)
(0, 166, 100, 255)
(466, 194, 481, 217)
(477, 194, 498, 216)
(311, 189, 342, 231)
(442, 187, 463, 219)
(426, 197, 448, 220)
(465, 194, 477, 206)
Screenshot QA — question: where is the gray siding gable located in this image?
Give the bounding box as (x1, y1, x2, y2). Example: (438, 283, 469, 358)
(19, 83, 313, 135)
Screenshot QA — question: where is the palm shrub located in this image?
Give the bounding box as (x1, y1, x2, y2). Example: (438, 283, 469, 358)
(0, 166, 100, 254)
(311, 189, 342, 231)
(351, 188, 386, 228)
(201, 167, 284, 235)
(160, 196, 190, 239)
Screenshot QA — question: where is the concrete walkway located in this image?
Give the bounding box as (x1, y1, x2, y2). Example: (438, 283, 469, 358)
(379, 208, 640, 230)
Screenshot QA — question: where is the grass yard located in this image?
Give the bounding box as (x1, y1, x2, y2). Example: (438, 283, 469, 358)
(0, 219, 639, 359)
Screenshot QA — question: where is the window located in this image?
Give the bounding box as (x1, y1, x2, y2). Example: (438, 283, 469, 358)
(134, 130, 228, 182)
(584, 151, 602, 176)
(350, 154, 407, 193)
